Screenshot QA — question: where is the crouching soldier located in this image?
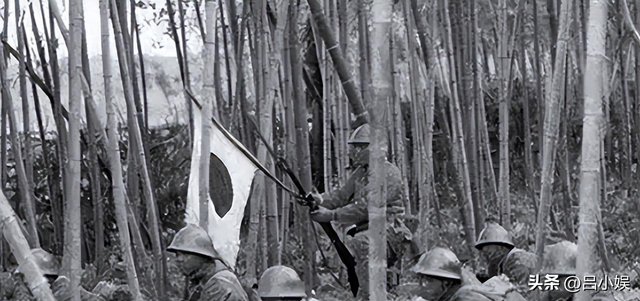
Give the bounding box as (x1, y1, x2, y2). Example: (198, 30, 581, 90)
(257, 265, 308, 301)
(411, 247, 525, 301)
(475, 222, 537, 284)
(167, 223, 249, 301)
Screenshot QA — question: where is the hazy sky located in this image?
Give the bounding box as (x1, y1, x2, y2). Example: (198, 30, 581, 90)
(5, 0, 203, 58)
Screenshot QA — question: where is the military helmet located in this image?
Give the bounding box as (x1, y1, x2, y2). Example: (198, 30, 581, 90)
(348, 124, 370, 145)
(258, 265, 307, 298)
(542, 241, 577, 276)
(410, 247, 461, 281)
(167, 223, 220, 260)
(475, 222, 515, 250)
(23, 248, 60, 276)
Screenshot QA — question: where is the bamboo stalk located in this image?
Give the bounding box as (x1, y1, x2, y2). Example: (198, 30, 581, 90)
(0, 190, 56, 300)
(534, 0, 573, 275)
(575, 1, 608, 299)
(440, 0, 477, 251)
(533, 0, 544, 173)
(219, 0, 234, 112)
(1, 39, 40, 252)
(307, 0, 368, 127)
(15, 0, 34, 190)
(99, 1, 142, 298)
(131, 0, 150, 130)
(290, 0, 316, 291)
(110, 0, 166, 296)
(61, 0, 83, 295)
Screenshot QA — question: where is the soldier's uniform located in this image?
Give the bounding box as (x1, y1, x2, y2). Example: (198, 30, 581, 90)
(167, 223, 249, 301)
(314, 124, 412, 299)
(186, 266, 249, 300)
(475, 223, 536, 285)
(257, 265, 307, 301)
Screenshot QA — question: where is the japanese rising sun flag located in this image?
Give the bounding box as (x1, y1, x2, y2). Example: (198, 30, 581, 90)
(185, 106, 257, 269)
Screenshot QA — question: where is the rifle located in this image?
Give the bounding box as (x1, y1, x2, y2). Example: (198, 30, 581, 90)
(277, 159, 360, 297)
(185, 90, 359, 297)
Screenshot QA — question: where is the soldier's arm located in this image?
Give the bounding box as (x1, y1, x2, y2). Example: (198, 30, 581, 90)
(333, 201, 368, 224)
(200, 274, 249, 301)
(502, 251, 537, 285)
(320, 167, 362, 209)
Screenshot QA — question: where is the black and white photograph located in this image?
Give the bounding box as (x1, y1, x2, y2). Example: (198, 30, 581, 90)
(0, 0, 639, 300)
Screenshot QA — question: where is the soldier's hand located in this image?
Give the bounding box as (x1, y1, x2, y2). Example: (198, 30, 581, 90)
(52, 276, 73, 300)
(310, 206, 335, 223)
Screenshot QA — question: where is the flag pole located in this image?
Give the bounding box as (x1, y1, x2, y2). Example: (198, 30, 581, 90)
(186, 89, 360, 296)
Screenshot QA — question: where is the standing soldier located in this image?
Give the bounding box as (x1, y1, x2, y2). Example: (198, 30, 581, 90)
(308, 123, 412, 299)
(257, 265, 307, 301)
(475, 222, 537, 284)
(167, 223, 248, 301)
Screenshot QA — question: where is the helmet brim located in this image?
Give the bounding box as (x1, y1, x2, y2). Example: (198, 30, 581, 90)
(166, 246, 219, 261)
(415, 270, 461, 281)
(475, 241, 515, 250)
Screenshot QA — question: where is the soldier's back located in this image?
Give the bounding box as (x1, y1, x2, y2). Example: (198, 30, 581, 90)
(199, 269, 249, 301)
(501, 248, 537, 285)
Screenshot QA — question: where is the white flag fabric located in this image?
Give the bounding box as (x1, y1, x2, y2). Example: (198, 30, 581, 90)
(185, 107, 257, 269)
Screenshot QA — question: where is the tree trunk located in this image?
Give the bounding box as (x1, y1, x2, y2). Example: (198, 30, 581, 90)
(533, 0, 544, 172)
(245, 16, 261, 281)
(131, 1, 150, 130)
(441, 0, 476, 252)
(469, 0, 484, 233)
(15, 0, 34, 190)
(256, 0, 280, 267)
(306, 0, 368, 127)
(0, 190, 56, 300)
(534, 0, 573, 274)
(0, 27, 40, 252)
(290, 0, 316, 291)
(31, 3, 64, 254)
(547, 0, 558, 67)
(519, 21, 536, 222)
(62, 0, 83, 297)
(100, 0, 142, 298)
(368, 0, 393, 298)
(636, 0, 640, 190)
(110, 1, 166, 296)
(575, 1, 607, 300)
(498, 0, 510, 230)
(200, 0, 219, 232)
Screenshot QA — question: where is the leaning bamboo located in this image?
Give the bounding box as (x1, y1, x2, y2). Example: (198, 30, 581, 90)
(0, 190, 55, 300)
(307, 0, 368, 126)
